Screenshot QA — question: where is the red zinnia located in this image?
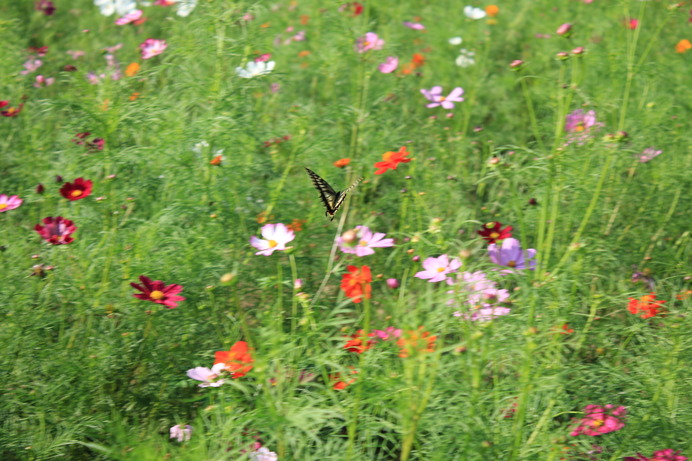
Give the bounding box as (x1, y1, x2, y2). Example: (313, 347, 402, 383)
(340, 265, 372, 303)
(373, 146, 412, 175)
(131, 275, 185, 309)
(35, 216, 77, 245)
(59, 177, 93, 201)
(477, 221, 512, 244)
(214, 341, 254, 378)
(627, 293, 665, 319)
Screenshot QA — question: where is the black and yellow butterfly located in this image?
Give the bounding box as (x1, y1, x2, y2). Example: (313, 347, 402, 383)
(305, 167, 363, 221)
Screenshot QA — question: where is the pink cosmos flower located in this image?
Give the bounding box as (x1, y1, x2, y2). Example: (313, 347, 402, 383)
(115, 9, 143, 25)
(403, 21, 425, 30)
(337, 225, 395, 257)
(565, 109, 599, 133)
(67, 50, 85, 59)
(637, 147, 662, 163)
(356, 32, 384, 53)
(455, 306, 512, 321)
(570, 404, 626, 437)
(414, 255, 462, 283)
(378, 56, 399, 73)
(488, 238, 537, 272)
(33, 75, 54, 87)
(249, 446, 278, 461)
(250, 223, 295, 256)
(187, 363, 227, 387)
(448, 271, 511, 321)
(21, 58, 43, 75)
(169, 424, 192, 442)
(372, 327, 402, 340)
(35, 216, 77, 245)
(624, 449, 688, 461)
(0, 194, 23, 212)
(420, 86, 465, 109)
(140, 39, 167, 59)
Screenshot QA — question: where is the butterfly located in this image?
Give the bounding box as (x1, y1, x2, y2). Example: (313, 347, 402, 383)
(305, 167, 363, 221)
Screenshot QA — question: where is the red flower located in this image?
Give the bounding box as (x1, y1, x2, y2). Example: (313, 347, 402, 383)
(130, 275, 185, 308)
(373, 146, 412, 175)
(1, 101, 24, 117)
(333, 158, 351, 168)
(214, 341, 254, 378)
(34, 216, 77, 245)
(330, 367, 358, 390)
(627, 293, 665, 319)
(286, 218, 306, 232)
(396, 327, 437, 358)
(59, 178, 93, 201)
(340, 265, 372, 303)
(343, 329, 374, 354)
(477, 221, 513, 244)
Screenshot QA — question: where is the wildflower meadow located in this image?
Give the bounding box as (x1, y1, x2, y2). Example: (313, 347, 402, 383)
(2, 0, 692, 460)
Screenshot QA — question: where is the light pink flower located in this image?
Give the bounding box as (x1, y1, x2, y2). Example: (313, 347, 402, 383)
(403, 21, 425, 30)
(169, 424, 192, 442)
(140, 39, 167, 59)
(414, 255, 462, 283)
(637, 147, 662, 163)
(67, 50, 85, 59)
(356, 32, 384, 53)
(187, 363, 227, 387)
(570, 404, 626, 437)
(372, 327, 402, 340)
(21, 58, 43, 75)
(378, 56, 399, 73)
(420, 86, 465, 109)
(115, 9, 143, 25)
(624, 449, 688, 461)
(249, 446, 278, 461)
(337, 225, 394, 257)
(250, 223, 295, 256)
(33, 75, 54, 88)
(0, 194, 23, 212)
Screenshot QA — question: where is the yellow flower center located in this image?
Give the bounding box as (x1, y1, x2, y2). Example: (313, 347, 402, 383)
(436, 267, 446, 272)
(439, 96, 446, 101)
(590, 418, 604, 428)
(150, 290, 165, 300)
(71, 190, 83, 197)
(268, 239, 278, 248)
(575, 125, 585, 132)
(507, 260, 517, 268)
(490, 232, 499, 239)
(363, 41, 371, 47)
(0, 204, 7, 210)
(358, 240, 368, 246)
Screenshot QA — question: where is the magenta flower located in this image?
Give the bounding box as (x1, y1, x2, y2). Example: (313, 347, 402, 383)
(487, 238, 536, 272)
(250, 223, 295, 256)
(378, 56, 399, 74)
(0, 194, 23, 212)
(403, 21, 425, 30)
(565, 109, 599, 133)
(355, 32, 384, 53)
(637, 147, 662, 163)
(624, 449, 688, 461)
(34, 216, 77, 245)
(386, 278, 400, 289)
(131, 275, 185, 308)
(337, 225, 394, 257)
(35, 0, 55, 15)
(420, 86, 465, 109)
(570, 404, 626, 437)
(414, 255, 462, 283)
(372, 327, 402, 340)
(140, 39, 167, 59)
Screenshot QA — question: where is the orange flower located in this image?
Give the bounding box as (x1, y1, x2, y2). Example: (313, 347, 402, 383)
(627, 293, 666, 319)
(374, 146, 412, 175)
(214, 341, 254, 378)
(333, 158, 351, 168)
(397, 327, 436, 358)
(298, 50, 311, 58)
(260, 22, 271, 28)
(300, 14, 310, 25)
(675, 39, 692, 53)
(676, 289, 692, 301)
(256, 211, 274, 224)
(331, 367, 358, 390)
(343, 329, 374, 354)
(125, 62, 140, 77)
(401, 53, 425, 75)
(286, 218, 306, 232)
(129, 92, 141, 101)
(340, 265, 372, 303)
(485, 5, 499, 17)
(210, 154, 223, 165)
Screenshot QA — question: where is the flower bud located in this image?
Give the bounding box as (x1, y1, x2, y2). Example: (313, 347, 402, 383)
(386, 278, 400, 289)
(555, 51, 570, 60)
(509, 59, 523, 69)
(556, 23, 572, 36)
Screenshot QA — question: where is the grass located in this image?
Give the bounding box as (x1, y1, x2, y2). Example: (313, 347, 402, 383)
(1, 0, 690, 460)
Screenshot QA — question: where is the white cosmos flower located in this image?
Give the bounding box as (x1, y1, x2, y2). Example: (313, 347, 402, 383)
(464, 6, 487, 20)
(176, 0, 198, 17)
(94, 0, 137, 16)
(455, 49, 476, 67)
(235, 60, 276, 78)
(448, 36, 463, 45)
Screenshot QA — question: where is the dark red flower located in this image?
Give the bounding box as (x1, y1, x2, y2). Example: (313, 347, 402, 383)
(130, 275, 185, 309)
(1, 101, 23, 117)
(59, 178, 93, 201)
(35, 0, 55, 15)
(34, 216, 77, 245)
(477, 221, 513, 244)
(340, 265, 372, 303)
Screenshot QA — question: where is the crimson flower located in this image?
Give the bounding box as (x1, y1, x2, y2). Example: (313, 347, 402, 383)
(570, 404, 626, 437)
(60, 178, 93, 201)
(34, 216, 77, 245)
(340, 265, 372, 303)
(627, 293, 665, 319)
(214, 341, 254, 378)
(131, 275, 185, 308)
(343, 330, 375, 354)
(1, 101, 23, 117)
(374, 146, 412, 175)
(477, 221, 513, 244)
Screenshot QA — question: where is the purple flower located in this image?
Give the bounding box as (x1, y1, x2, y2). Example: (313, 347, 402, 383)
(403, 21, 425, 30)
(420, 86, 465, 109)
(337, 225, 395, 257)
(378, 56, 399, 73)
(356, 32, 384, 53)
(414, 255, 462, 283)
(487, 238, 537, 272)
(637, 147, 662, 163)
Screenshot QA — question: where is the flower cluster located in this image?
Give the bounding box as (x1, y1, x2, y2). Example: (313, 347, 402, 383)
(448, 271, 511, 321)
(570, 404, 626, 437)
(627, 293, 665, 319)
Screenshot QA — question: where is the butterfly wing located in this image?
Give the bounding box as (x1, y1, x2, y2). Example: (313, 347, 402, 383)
(329, 177, 363, 220)
(305, 168, 363, 220)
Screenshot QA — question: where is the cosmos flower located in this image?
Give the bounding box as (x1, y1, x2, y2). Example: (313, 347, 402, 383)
(378, 56, 399, 73)
(35, 0, 55, 15)
(414, 255, 462, 283)
(464, 6, 486, 19)
(33, 75, 55, 87)
(477, 221, 513, 244)
(175, 0, 198, 17)
(570, 404, 626, 437)
(186, 363, 227, 387)
(403, 21, 425, 30)
(637, 147, 662, 163)
(115, 9, 142, 25)
(35, 216, 77, 245)
(455, 49, 476, 67)
(140, 39, 167, 59)
(334, 158, 351, 168)
(169, 424, 192, 442)
(337, 225, 395, 257)
(374, 146, 412, 174)
(235, 60, 276, 78)
(355, 32, 384, 53)
(0, 194, 23, 212)
(59, 177, 93, 201)
(94, 0, 137, 16)
(420, 86, 465, 109)
(214, 341, 254, 378)
(249, 447, 278, 461)
(130, 275, 185, 308)
(250, 223, 295, 256)
(624, 449, 688, 461)
(397, 327, 436, 358)
(0, 101, 24, 117)
(487, 238, 537, 272)
(448, 36, 463, 45)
